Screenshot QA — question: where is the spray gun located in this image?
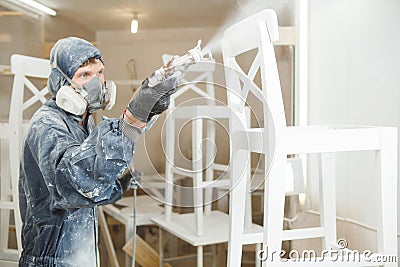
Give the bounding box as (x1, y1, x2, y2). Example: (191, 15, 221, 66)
(148, 39, 211, 87)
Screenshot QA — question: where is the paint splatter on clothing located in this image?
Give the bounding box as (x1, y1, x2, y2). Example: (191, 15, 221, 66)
(19, 99, 134, 266)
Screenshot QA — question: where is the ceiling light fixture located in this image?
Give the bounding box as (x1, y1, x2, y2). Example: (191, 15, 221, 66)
(0, 0, 56, 18)
(19, 0, 56, 16)
(130, 13, 138, 34)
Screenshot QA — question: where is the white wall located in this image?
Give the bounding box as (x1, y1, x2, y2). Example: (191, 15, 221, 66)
(0, 13, 95, 120)
(300, 0, 400, 255)
(43, 15, 95, 43)
(0, 16, 43, 120)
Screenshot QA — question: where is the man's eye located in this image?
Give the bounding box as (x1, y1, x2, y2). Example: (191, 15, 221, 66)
(80, 73, 88, 78)
(97, 70, 104, 76)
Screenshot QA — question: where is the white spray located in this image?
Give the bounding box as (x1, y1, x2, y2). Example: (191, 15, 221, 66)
(147, 0, 291, 86)
(202, 0, 292, 54)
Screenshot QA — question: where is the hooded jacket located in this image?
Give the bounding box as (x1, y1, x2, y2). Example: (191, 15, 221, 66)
(19, 37, 136, 267)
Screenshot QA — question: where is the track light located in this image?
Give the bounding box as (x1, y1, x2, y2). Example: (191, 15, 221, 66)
(0, 0, 56, 18)
(130, 13, 138, 34)
(19, 0, 56, 16)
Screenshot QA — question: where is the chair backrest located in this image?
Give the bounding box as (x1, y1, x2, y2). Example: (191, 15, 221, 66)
(10, 54, 50, 126)
(9, 54, 50, 151)
(9, 53, 50, 199)
(221, 11, 288, 195)
(0, 54, 50, 255)
(222, 9, 286, 133)
(221, 9, 286, 234)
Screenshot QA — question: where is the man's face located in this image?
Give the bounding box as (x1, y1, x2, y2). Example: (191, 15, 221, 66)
(72, 59, 105, 86)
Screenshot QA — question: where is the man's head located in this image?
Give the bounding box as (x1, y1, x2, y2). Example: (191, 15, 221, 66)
(48, 37, 115, 115)
(48, 36, 103, 97)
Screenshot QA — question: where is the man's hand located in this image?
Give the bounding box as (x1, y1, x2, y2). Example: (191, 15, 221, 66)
(127, 72, 179, 123)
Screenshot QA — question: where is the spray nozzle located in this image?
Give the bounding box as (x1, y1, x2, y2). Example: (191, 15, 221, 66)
(166, 39, 206, 68)
(187, 39, 203, 63)
(148, 39, 212, 87)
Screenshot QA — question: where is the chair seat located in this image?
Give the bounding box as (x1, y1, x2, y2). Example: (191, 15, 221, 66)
(283, 125, 383, 153)
(238, 125, 385, 155)
(152, 210, 262, 247)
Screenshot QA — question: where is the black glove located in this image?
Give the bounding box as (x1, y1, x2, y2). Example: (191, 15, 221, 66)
(127, 73, 179, 123)
(119, 170, 143, 193)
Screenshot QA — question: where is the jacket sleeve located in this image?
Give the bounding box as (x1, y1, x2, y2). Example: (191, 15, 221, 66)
(28, 116, 135, 209)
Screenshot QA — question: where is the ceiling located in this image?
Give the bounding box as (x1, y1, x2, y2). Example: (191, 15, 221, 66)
(1, 0, 295, 33)
(39, 0, 237, 32)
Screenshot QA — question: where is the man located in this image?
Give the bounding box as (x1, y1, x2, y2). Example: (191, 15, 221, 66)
(18, 37, 178, 266)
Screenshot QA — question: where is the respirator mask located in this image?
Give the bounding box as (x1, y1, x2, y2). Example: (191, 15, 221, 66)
(51, 45, 116, 115)
(56, 76, 116, 115)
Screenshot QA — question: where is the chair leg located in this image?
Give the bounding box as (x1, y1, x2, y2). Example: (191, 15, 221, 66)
(0, 140, 10, 253)
(193, 118, 204, 236)
(168, 236, 178, 259)
(227, 149, 248, 267)
(318, 153, 337, 250)
(197, 245, 203, 267)
(211, 244, 217, 267)
(159, 227, 164, 267)
(244, 152, 252, 229)
(376, 128, 397, 267)
(204, 119, 215, 215)
(262, 153, 286, 266)
(255, 243, 261, 267)
(9, 136, 22, 252)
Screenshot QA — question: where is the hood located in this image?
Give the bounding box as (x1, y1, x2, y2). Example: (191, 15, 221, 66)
(47, 37, 102, 97)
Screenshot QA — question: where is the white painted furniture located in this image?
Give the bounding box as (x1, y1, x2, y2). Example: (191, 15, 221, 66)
(102, 58, 232, 267)
(151, 57, 244, 267)
(0, 54, 50, 264)
(222, 9, 397, 267)
(160, 55, 230, 218)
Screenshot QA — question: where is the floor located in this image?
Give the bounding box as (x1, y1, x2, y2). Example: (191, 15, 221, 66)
(97, 192, 294, 267)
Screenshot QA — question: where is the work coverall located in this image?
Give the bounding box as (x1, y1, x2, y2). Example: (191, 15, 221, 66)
(19, 99, 136, 266)
(19, 36, 143, 267)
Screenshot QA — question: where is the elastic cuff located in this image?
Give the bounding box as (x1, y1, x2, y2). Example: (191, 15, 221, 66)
(119, 117, 144, 142)
(123, 109, 147, 129)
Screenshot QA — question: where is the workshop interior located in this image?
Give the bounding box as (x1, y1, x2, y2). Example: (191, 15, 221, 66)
(0, 0, 399, 266)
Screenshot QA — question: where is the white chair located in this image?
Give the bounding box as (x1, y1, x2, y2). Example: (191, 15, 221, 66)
(162, 55, 229, 221)
(222, 9, 397, 267)
(101, 57, 232, 267)
(0, 54, 50, 264)
(150, 57, 248, 267)
(101, 55, 225, 267)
